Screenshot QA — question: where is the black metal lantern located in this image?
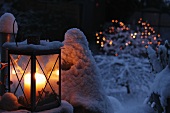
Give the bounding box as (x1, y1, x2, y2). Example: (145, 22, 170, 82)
(4, 41, 61, 112)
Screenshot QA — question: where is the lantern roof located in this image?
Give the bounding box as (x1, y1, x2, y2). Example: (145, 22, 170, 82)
(3, 40, 63, 54)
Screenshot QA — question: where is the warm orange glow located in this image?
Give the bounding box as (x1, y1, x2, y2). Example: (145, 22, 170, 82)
(115, 53, 118, 56)
(128, 41, 131, 44)
(145, 45, 148, 48)
(115, 20, 118, 23)
(99, 32, 102, 34)
(109, 40, 113, 45)
(154, 37, 156, 40)
(149, 42, 152, 44)
(112, 20, 114, 23)
(56, 70, 59, 75)
(126, 27, 129, 30)
(12, 69, 15, 74)
(101, 42, 104, 47)
(147, 24, 150, 26)
(142, 22, 146, 26)
(158, 34, 160, 37)
(103, 37, 106, 41)
(97, 36, 100, 39)
(144, 26, 147, 29)
(119, 22, 124, 26)
(96, 33, 99, 36)
(138, 21, 141, 23)
(24, 73, 46, 101)
(148, 32, 151, 35)
(140, 18, 142, 21)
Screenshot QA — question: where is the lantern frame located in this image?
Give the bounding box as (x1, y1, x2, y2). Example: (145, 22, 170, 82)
(7, 48, 61, 112)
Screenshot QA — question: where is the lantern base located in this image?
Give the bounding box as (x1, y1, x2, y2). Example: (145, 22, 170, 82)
(35, 100, 60, 112)
(0, 100, 73, 113)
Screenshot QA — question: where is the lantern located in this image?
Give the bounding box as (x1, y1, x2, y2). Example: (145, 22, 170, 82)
(3, 40, 62, 112)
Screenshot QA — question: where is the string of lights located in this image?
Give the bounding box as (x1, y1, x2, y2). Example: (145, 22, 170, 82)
(95, 18, 162, 57)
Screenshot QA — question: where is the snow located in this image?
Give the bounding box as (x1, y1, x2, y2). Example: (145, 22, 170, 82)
(0, 100, 73, 113)
(1, 27, 168, 113)
(3, 40, 63, 51)
(115, 104, 156, 113)
(151, 66, 170, 107)
(0, 93, 21, 111)
(0, 13, 18, 34)
(61, 28, 114, 113)
(147, 46, 163, 73)
(94, 54, 154, 98)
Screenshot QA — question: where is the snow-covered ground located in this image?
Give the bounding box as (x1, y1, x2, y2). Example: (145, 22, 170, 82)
(94, 53, 155, 112)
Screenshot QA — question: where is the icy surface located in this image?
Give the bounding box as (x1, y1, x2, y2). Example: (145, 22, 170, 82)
(3, 40, 63, 51)
(0, 13, 18, 33)
(61, 28, 114, 113)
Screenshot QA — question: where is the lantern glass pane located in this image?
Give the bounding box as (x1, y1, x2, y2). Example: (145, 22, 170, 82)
(10, 54, 31, 98)
(35, 54, 60, 107)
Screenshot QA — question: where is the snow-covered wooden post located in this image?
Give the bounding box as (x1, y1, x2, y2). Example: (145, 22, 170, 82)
(0, 13, 18, 95)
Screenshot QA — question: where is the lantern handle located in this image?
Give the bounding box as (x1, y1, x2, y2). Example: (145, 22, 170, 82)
(13, 19, 18, 47)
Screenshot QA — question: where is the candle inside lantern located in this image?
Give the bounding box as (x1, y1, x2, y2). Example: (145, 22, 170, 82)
(24, 73, 46, 101)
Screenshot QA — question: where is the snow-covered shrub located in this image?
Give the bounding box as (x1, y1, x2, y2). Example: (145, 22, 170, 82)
(94, 53, 154, 101)
(146, 40, 170, 112)
(147, 40, 170, 73)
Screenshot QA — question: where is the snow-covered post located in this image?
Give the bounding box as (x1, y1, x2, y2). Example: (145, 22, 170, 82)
(0, 13, 18, 95)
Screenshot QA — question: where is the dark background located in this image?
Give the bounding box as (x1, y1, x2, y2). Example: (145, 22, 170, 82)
(1, 0, 170, 53)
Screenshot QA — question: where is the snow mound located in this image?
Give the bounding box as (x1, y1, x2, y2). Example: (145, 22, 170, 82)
(151, 66, 170, 107)
(61, 28, 114, 113)
(0, 13, 18, 33)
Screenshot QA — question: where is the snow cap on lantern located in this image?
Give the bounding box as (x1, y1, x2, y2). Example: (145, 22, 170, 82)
(0, 13, 18, 33)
